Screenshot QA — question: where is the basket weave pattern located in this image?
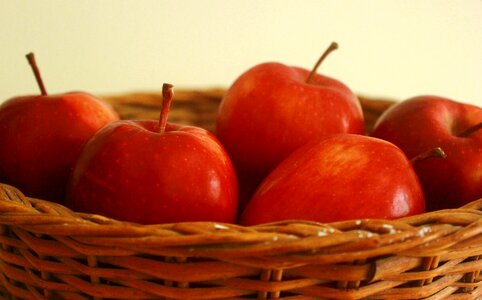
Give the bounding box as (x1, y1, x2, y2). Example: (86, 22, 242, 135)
(0, 90, 481, 299)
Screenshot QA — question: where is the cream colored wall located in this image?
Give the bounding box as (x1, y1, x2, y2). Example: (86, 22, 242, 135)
(1, 0, 481, 106)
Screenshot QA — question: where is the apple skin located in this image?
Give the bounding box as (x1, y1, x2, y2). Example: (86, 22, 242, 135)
(240, 134, 425, 226)
(216, 62, 365, 208)
(0, 92, 119, 203)
(371, 96, 482, 211)
(67, 120, 239, 224)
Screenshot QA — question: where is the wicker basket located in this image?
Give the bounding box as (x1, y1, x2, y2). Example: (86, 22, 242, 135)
(0, 90, 481, 299)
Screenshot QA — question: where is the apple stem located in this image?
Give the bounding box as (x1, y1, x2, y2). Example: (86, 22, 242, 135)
(26, 52, 48, 96)
(410, 147, 447, 165)
(159, 83, 174, 133)
(306, 42, 339, 84)
(458, 122, 482, 138)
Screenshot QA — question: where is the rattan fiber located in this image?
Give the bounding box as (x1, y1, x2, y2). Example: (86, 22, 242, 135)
(0, 89, 480, 299)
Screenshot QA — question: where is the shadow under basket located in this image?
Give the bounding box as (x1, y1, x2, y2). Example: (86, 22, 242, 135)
(0, 90, 481, 299)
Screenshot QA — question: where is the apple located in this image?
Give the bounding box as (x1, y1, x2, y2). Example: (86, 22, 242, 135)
(240, 134, 425, 226)
(0, 53, 119, 203)
(371, 96, 482, 211)
(67, 84, 238, 224)
(216, 42, 365, 208)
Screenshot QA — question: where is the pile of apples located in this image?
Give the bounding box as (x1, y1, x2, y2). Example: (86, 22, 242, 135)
(0, 45, 481, 226)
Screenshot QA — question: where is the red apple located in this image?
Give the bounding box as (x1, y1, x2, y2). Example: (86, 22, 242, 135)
(240, 134, 425, 226)
(371, 96, 482, 211)
(216, 42, 365, 208)
(0, 53, 119, 203)
(67, 84, 238, 224)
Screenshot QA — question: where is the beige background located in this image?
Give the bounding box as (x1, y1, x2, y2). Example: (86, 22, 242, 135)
(1, 0, 481, 106)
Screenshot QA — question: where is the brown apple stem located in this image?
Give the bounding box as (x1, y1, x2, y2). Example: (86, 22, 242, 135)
(306, 42, 339, 84)
(410, 147, 447, 165)
(159, 83, 174, 133)
(458, 122, 482, 137)
(26, 52, 48, 96)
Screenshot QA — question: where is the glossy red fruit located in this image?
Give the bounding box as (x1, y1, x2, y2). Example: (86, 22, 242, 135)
(372, 96, 482, 210)
(216, 42, 365, 208)
(240, 134, 425, 226)
(68, 84, 238, 224)
(0, 53, 119, 203)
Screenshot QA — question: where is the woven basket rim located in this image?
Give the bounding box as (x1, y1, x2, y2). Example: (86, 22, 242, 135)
(1, 183, 481, 263)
